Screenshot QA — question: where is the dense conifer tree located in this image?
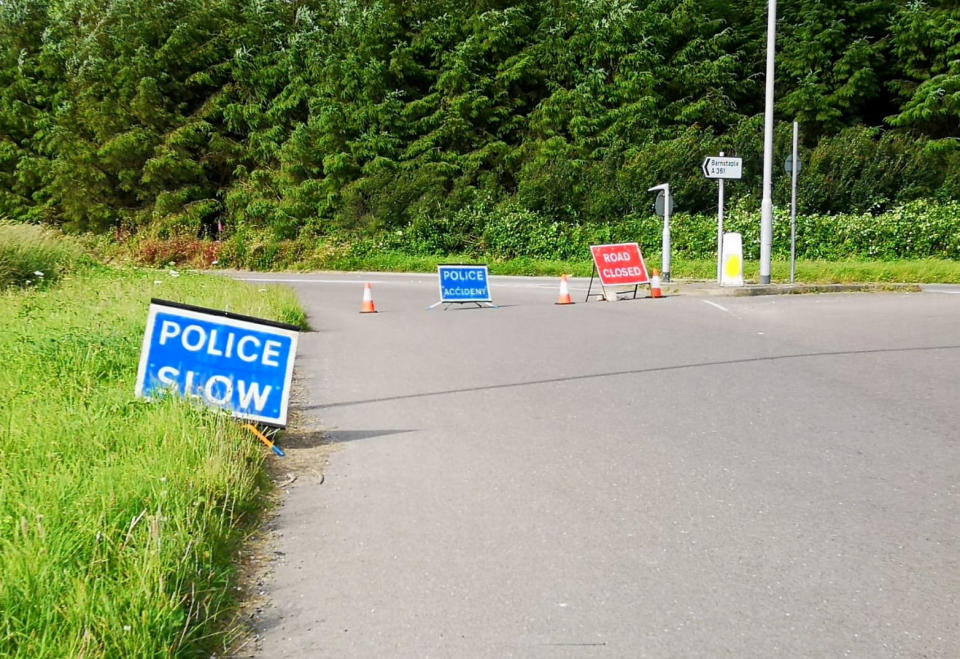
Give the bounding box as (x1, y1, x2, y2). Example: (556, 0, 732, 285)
(0, 0, 956, 235)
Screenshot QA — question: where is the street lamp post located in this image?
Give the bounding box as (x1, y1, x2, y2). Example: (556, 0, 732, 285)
(649, 183, 671, 282)
(760, 0, 777, 284)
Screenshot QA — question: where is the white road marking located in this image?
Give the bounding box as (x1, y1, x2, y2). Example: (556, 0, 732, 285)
(702, 299, 732, 314)
(234, 277, 585, 291)
(236, 278, 388, 285)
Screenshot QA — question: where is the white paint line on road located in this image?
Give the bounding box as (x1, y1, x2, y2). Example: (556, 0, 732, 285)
(234, 277, 586, 291)
(236, 278, 389, 285)
(702, 299, 732, 314)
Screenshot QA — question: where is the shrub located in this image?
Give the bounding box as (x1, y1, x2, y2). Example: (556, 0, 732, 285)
(132, 236, 222, 268)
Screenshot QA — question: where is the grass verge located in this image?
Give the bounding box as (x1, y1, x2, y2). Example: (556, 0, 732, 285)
(0, 221, 87, 290)
(0, 264, 305, 657)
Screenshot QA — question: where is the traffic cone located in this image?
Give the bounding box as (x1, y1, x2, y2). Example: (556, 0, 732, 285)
(555, 274, 574, 305)
(360, 282, 377, 313)
(650, 269, 663, 298)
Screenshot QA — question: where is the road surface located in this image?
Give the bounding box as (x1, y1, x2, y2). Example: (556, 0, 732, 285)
(238, 273, 959, 658)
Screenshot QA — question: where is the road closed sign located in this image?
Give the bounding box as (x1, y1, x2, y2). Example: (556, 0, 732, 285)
(437, 265, 492, 303)
(135, 300, 299, 426)
(590, 243, 650, 287)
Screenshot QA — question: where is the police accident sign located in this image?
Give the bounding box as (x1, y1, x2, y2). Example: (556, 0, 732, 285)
(590, 243, 650, 287)
(135, 300, 299, 427)
(437, 264, 492, 303)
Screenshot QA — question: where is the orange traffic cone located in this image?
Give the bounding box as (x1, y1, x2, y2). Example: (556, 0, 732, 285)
(360, 282, 377, 313)
(555, 274, 574, 305)
(650, 269, 663, 298)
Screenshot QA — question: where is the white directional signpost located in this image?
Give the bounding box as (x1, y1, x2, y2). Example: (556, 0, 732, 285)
(701, 155, 743, 180)
(702, 153, 743, 283)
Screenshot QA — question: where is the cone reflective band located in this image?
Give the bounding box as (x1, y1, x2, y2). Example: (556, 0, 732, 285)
(555, 274, 574, 305)
(590, 243, 649, 286)
(360, 282, 377, 313)
(650, 269, 663, 298)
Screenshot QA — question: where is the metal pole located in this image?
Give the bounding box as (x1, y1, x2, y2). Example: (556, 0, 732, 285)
(717, 152, 725, 284)
(662, 184, 671, 282)
(790, 121, 798, 284)
(760, 0, 777, 284)
(649, 183, 672, 282)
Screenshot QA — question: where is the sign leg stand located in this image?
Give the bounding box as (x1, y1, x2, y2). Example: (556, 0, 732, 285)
(585, 265, 597, 302)
(244, 423, 285, 457)
(790, 121, 799, 284)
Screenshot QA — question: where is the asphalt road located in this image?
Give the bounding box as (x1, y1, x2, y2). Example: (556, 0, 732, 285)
(239, 273, 959, 658)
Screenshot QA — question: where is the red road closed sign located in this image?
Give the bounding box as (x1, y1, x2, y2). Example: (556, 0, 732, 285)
(590, 243, 649, 286)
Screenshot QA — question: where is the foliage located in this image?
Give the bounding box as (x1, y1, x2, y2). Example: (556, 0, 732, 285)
(0, 265, 304, 658)
(0, 0, 958, 242)
(211, 199, 960, 271)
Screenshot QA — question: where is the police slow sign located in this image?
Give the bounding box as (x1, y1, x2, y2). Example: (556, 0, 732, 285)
(437, 265, 492, 303)
(590, 243, 650, 287)
(135, 300, 299, 427)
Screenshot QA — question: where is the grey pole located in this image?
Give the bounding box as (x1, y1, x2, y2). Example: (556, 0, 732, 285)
(662, 185, 672, 282)
(649, 183, 671, 282)
(790, 121, 798, 284)
(760, 0, 777, 284)
(717, 151, 725, 284)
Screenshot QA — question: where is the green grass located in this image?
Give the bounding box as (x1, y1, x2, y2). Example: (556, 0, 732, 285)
(281, 249, 960, 283)
(0, 264, 305, 657)
(673, 257, 960, 284)
(0, 221, 87, 290)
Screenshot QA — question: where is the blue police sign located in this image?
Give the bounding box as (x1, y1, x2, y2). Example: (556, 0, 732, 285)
(437, 264, 492, 303)
(135, 300, 299, 426)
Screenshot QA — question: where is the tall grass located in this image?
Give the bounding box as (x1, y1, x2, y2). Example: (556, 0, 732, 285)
(0, 266, 305, 657)
(0, 221, 86, 289)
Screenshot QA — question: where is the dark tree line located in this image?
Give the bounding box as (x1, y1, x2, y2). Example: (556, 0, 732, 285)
(0, 0, 957, 238)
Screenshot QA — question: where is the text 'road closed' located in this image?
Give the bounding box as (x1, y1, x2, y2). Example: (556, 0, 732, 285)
(590, 243, 650, 286)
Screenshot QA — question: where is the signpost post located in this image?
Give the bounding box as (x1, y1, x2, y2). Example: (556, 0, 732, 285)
(586, 243, 650, 301)
(702, 154, 743, 284)
(784, 121, 801, 283)
(648, 183, 672, 282)
(135, 300, 300, 428)
(429, 264, 496, 309)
